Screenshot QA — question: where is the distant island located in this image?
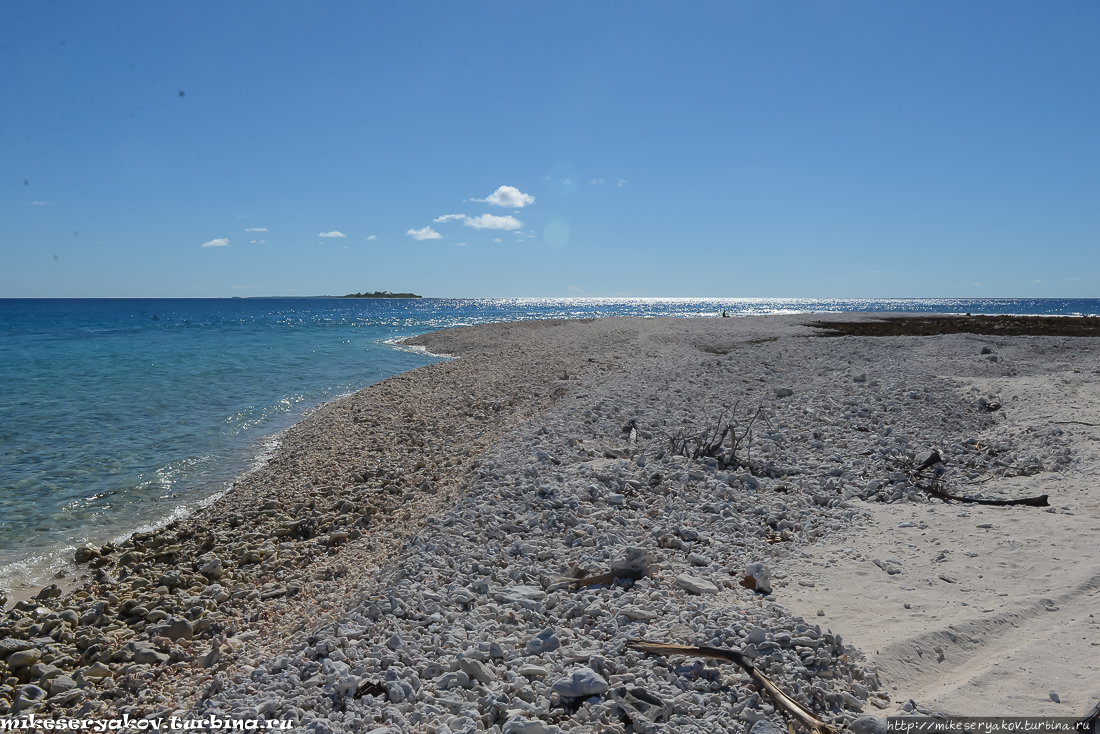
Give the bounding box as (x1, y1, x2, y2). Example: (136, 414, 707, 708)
(341, 291, 422, 299)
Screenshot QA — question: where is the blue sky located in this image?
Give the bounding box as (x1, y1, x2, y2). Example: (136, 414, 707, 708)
(2, 2, 1098, 298)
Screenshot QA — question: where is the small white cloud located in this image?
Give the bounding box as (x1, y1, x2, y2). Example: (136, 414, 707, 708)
(493, 238, 502, 242)
(367, 235, 377, 240)
(30, 200, 50, 205)
(407, 226, 443, 241)
(568, 285, 585, 294)
(464, 214, 522, 230)
(590, 179, 604, 185)
(473, 185, 535, 208)
(616, 178, 626, 186)
(319, 231, 346, 238)
(245, 227, 268, 232)
(434, 214, 467, 223)
(249, 239, 267, 244)
(561, 178, 573, 185)
(456, 242, 468, 247)
(201, 238, 229, 247)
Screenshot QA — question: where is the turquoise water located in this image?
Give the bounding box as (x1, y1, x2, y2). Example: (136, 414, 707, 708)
(2, 296, 1098, 589)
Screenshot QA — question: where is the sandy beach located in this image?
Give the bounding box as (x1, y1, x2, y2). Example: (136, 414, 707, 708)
(2, 314, 1098, 732)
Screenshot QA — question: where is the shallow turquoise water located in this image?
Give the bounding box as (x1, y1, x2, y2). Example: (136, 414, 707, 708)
(2, 296, 1097, 588)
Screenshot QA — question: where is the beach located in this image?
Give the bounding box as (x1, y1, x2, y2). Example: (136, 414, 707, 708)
(2, 314, 1098, 731)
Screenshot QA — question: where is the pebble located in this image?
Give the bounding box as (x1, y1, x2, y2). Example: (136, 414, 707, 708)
(526, 628, 561, 655)
(744, 561, 773, 594)
(850, 715, 890, 734)
(675, 574, 719, 595)
(551, 667, 609, 698)
(750, 722, 787, 734)
(503, 719, 559, 734)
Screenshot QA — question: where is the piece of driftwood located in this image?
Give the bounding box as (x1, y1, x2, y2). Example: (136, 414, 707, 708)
(626, 640, 835, 734)
(895, 450, 1051, 507)
(568, 568, 647, 589)
(917, 479, 1049, 507)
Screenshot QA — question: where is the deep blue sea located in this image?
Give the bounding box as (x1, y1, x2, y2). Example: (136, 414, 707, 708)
(2, 296, 1098, 590)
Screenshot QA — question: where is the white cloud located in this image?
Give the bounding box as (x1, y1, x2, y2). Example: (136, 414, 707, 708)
(464, 213, 522, 230)
(249, 239, 267, 244)
(319, 231, 346, 238)
(590, 179, 604, 185)
(407, 226, 443, 241)
(493, 238, 502, 242)
(473, 185, 535, 208)
(201, 238, 229, 248)
(367, 235, 377, 240)
(434, 214, 467, 223)
(616, 178, 626, 186)
(456, 242, 468, 247)
(30, 200, 50, 205)
(245, 227, 267, 232)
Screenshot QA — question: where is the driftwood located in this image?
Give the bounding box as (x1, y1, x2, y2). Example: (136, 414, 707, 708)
(891, 450, 1051, 508)
(916, 479, 1050, 508)
(1077, 699, 1100, 733)
(626, 640, 836, 734)
(568, 568, 647, 589)
(669, 403, 770, 472)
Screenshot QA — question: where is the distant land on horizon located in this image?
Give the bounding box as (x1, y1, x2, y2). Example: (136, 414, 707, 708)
(341, 291, 422, 299)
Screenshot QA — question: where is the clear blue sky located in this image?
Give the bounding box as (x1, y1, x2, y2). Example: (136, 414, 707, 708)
(2, 2, 1098, 298)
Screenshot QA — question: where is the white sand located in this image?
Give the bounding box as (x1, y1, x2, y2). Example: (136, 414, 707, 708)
(782, 368, 1100, 716)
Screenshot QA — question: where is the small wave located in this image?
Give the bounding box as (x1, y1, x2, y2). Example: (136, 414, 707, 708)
(384, 336, 455, 360)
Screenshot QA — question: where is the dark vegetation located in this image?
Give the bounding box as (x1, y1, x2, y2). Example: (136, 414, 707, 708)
(341, 291, 422, 299)
(811, 314, 1100, 338)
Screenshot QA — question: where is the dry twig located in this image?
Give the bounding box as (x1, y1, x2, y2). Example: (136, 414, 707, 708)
(626, 640, 836, 734)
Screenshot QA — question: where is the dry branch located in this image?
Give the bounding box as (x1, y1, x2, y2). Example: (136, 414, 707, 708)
(886, 450, 1051, 508)
(669, 403, 771, 474)
(626, 640, 836, 734)
(568, 568, 647, 589)
(916, 478, 1049, 507)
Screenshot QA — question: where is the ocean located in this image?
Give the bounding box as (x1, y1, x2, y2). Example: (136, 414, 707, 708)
(2, 296, 1098, 591)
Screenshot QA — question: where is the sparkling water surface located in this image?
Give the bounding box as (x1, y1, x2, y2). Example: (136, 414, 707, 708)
(2, 296, 1098, 589)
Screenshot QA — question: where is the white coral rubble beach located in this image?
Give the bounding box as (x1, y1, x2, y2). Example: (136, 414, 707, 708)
(2, 315, 1099, 733)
